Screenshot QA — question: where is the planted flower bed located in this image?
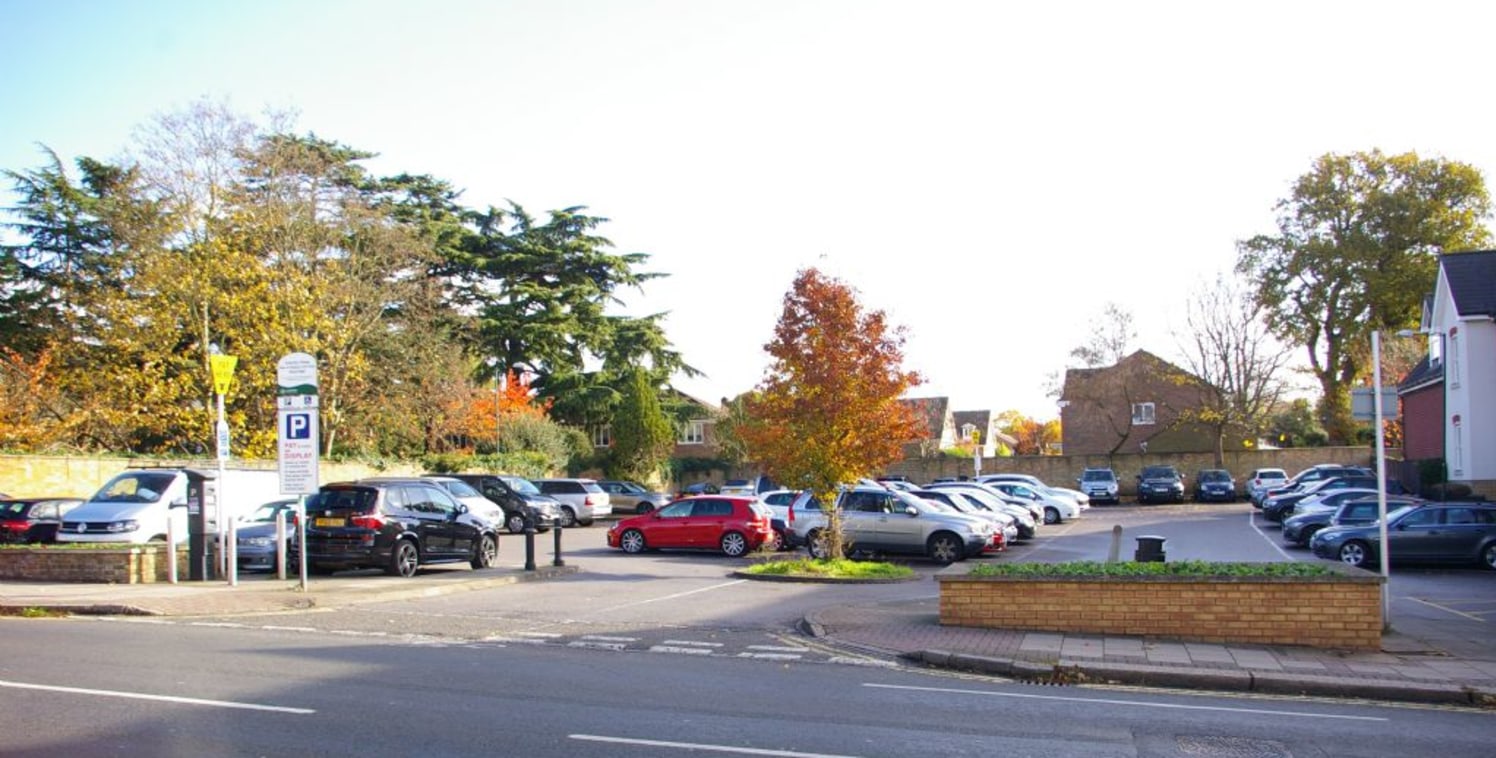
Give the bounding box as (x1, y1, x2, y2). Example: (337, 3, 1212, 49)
(939, 560, 1384, 650)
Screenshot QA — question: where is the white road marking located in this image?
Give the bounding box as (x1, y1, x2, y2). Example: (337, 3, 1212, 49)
(188, 621, 249, 629)
(748, 645, 809, 652)
(569, 641, 627, 651)
(260, 625, 319, 633)
(661, 640, 723, 647)
(592, 580, 748, 614)
(737, 653, 803, 661)
(651, 645, 715, 655)
(1248, 511, 1296, 561)
(515, 631, 563, 638)
(829, 657, 897, 668)
(581, 635, 640, 642)
(0, 678, 315, 714)
(862, 683, 1388, 721)
(1409, 596, 1488, 623)
(570, 734, 860, 757)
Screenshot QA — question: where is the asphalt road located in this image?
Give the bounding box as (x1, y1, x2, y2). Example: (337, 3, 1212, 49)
(1, 618, 1493, 757)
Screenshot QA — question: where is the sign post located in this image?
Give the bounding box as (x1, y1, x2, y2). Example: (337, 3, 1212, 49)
(209, 353, 238, 585)
(277, 352, 319, 591)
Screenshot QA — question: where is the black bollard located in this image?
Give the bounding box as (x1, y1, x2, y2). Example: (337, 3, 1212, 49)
(523, 526, 537, 571)
(1134, 535, 1167, 562)
(552, 524, 565, 567)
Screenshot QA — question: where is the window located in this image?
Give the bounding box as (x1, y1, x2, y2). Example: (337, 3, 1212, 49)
(1448, 330, 1461, 389)
(679, 419, 706, 444)
(591, 425, 611, 448)
(1131, 402, 1156, 425)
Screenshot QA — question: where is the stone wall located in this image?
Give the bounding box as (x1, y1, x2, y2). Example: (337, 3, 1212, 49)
(0, 545, 189, 584)
(938, 566, 1384, 650)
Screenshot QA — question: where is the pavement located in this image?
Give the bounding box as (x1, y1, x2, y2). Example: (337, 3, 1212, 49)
(3, 566, 1494, 708)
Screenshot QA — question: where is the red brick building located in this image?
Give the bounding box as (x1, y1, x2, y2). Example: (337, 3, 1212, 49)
(1058, 350, 1217, 456)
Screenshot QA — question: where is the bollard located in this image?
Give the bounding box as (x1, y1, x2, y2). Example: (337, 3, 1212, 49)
(167, 516, 178, 585)
(275, 511, 288, 580)
(1107, 524, 1123, 563)
(524, 526, 537, 571)
(1134, 535, 1167, 562)
(552, 525, 566, 567)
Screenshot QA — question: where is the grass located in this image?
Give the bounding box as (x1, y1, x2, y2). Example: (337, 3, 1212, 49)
(965, 560, 1339, 578)
(743, 558, 915, 580)
(0, 607, 65, 618)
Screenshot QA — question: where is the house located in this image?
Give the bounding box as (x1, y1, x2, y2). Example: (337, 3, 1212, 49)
(1058, 350, 1217, 456)
(1399, 250, 1496, 499)
(951, 409, 1018, 457)
(900, 396, 956, 457)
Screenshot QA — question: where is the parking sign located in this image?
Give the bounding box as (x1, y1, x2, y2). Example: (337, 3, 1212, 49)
(276, 353, 320, 495)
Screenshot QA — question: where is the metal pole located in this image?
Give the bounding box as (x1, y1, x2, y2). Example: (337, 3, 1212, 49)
(1372, 330, 1391, 629)
(297, 494, 309, 591)
(275, 510, 287, 580)
(219, 392, 236, 586)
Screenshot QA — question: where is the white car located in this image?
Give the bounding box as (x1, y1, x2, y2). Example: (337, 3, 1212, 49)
(978, 474, 1091, 511)
(980, 479, 1081, 524)
(535, 478, 612, 526)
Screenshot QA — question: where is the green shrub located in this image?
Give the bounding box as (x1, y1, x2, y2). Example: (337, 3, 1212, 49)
(743, 558, 914, 579)
(965, 560, 1337, 578)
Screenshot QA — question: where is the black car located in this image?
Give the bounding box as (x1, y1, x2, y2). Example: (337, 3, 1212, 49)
(0, 498, 85, 543)
(1136, 466, 1185, 504)
(298, 482, 499, 577)
(1311, 502, 1496, 570)
(1262, 475, 1387, 523)
(1260, 465, 1369, 503)
(1281, 496, 1402, 547)
(1192, 469, 1236, 503)
(442, 473, 560, 534)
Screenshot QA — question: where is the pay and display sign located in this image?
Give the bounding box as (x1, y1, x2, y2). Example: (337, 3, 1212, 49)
(277, 352, 320, 495)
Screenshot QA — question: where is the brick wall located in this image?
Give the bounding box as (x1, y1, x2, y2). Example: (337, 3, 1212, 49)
(938, 568, 1384, 650)
(0, 546, 189, 583)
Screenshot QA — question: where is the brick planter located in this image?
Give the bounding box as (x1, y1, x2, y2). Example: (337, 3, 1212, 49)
(938, 563, 1384, 650)
(0, 545, 189, 584)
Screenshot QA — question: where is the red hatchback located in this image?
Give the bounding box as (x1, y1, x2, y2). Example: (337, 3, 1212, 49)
(607, 496, 775, 557)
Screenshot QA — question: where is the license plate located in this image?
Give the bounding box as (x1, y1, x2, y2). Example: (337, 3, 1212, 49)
(315, 517, 344, 528)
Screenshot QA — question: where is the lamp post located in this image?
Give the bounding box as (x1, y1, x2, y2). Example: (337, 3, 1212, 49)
(1371, 330, 1391, 629)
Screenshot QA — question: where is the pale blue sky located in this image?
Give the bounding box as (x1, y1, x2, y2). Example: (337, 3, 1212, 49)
(5, 0, 1494, 418)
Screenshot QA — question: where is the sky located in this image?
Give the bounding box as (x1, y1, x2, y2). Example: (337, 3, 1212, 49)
(5, 0, 1495, 419)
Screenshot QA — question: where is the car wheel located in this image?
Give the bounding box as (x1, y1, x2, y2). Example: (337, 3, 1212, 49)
(619, 528, 647, 553)
(927, 532, 965, 565)
(506, 513, 527, 534)
(1482, 543, 1496, 571)
(720, 531, 748, 557)
(807, 529, 830, 560)
(387, 540, 419, 578)
(470, 534, 497, 569)
(559, 507, 577, 528)
(1043, 506, 1060, 525)
(1338, 540, 1370, 569)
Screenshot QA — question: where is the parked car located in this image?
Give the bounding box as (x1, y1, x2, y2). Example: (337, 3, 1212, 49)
(1281, 495, 1412, 547)
(1192, 469, 1236, 503)
(981, 480, 1080, 524)
(677, 481, 720, 498)
(1261, 465, 1370, 504)
(789, 486, 994, 565)
(757, 489, 801, 548)
(1310, 501, 1496, 570)
(1245, 468, 1288, 507)
(720, 475, 777, 497)
(606, 496, 775, 557)
(924, 481, 1045, 529)
(298, 481, 500, 577)
(598, 480, 673, 514)
(1262, 475, 1387, 523)
(1135, 465, 1186, 504)
(911, 489, 1020, 548)
(0, 497, 85, 544)
(59, 467, 281, 545)
(444, 473, 561, 534)
(235, 498, 298, 572)
(1077, 468, 1120, 505)
(977, 474, 1091, 510)
(535, 478, 612, 526)
(364, 476, 505, 529)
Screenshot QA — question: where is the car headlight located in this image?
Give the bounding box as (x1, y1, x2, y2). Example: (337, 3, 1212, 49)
(106, 520, 139, 533)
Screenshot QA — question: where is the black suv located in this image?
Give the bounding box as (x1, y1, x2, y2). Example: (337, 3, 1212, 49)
(299, 481, 499, 577)
(439, 473, 561, 534)
(1136, 465, 1185, 504)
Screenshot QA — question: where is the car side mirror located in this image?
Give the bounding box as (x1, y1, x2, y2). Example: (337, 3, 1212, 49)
(904, 506, 919, 517)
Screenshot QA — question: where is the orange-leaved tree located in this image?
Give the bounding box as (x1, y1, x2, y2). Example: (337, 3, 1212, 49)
(451, 369, 552, 451)
(740, 268, 923, 560)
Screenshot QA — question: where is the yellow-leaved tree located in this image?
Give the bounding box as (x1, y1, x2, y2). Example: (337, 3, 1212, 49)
(740, 268, 923, 560)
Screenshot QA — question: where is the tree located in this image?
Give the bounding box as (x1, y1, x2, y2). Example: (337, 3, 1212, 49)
(1237, 150, 1491, 444)
(1174, 272, 1297, 464)
(1268, 398, 1327, 448)
(608, 369, 676, 482)
(1070, 302, 1137, 368)
(996, 410, 1060, 456)
(740, 268, 923, 559)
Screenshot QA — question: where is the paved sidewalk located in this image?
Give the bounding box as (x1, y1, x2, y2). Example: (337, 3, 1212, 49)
(803, 597, 1496, 707)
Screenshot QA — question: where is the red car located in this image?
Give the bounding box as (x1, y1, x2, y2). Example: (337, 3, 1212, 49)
(607, 496, 775, 557)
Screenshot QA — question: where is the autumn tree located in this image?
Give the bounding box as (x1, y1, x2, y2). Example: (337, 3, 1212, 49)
(740, 268, 923, 559)
(1070, 302, 1137, 368)
(996, 410, 1061, 456)
(1173, 272, 1297, 464)
(1237, 150, 1491, 444)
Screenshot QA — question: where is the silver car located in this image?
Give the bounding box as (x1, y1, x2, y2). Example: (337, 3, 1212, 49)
(789, 486, 993, 564)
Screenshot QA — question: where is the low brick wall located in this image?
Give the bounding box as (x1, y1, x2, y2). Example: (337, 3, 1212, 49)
(938, 565, 1384, 650)
(0, 546, 189, 584)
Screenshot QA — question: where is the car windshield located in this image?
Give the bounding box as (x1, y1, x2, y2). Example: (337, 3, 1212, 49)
(617, 482, 645, 494)
(499, 476, 541, 496)
(1200, 471, 1230, 482)
(442, 480, 484, 498)
(1141, 467, 1176, 479)
(306, 488, 378, 514)
(92, 472, 177, 503)
(1, 501, 34, 518)
(244, 502, 290, 522)
(1082, 470, 1113, 482)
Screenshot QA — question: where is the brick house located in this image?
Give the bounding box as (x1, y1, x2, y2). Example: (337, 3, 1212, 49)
(1058, 350, 1216, 456)
(1398, 250, 1496, 498)
(900, 396, 956, 458)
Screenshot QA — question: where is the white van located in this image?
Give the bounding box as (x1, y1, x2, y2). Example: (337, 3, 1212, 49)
(57, 468, 282, 544)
